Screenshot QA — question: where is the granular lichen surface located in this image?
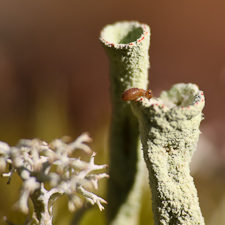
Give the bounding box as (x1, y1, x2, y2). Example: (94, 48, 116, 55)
(131, 83, 205, 225)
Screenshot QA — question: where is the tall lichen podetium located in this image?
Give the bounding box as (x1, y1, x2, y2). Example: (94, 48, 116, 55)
(100, 21, 150, 224)
(131, 83, 205, 225)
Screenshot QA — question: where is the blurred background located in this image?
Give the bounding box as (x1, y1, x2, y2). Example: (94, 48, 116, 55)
(0, 1, 225, 224)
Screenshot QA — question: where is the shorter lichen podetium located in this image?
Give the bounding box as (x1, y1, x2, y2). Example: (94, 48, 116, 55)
(0, 133, 108, 225)
(131, 83, 205, 225)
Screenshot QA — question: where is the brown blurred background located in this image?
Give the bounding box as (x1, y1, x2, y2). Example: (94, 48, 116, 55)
(0, 1, 225, 224)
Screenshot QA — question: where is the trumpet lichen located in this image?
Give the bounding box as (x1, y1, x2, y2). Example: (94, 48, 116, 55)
(100, 21, 150, 225)
(131, 83, 205, 225)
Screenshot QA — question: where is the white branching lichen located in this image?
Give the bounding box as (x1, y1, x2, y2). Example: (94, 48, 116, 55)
(0, 133, 108, 225)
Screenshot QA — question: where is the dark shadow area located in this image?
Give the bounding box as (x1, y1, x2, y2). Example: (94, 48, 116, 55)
(119, 27, 143, 44)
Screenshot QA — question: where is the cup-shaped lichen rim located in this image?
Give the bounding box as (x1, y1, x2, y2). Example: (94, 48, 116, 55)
(100, 21, 150, 48)
(131, 83, 205, 119)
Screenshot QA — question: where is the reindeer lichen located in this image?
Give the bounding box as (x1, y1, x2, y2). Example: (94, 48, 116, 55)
(0, 133, 108, 225)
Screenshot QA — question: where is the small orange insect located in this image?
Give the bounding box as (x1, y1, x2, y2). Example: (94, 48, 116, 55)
(121, 88, 153, 101)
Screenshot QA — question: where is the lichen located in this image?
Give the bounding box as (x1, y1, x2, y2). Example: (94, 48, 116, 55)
(0, 133, 108, 225)
(100, 21, 150, 225)
(131, 83, 205, 225)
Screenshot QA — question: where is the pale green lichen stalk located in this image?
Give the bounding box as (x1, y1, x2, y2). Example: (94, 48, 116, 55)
(100, 21, 150, 102)
(131, 83, 205, 225)
(100, 21, 150, 224)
